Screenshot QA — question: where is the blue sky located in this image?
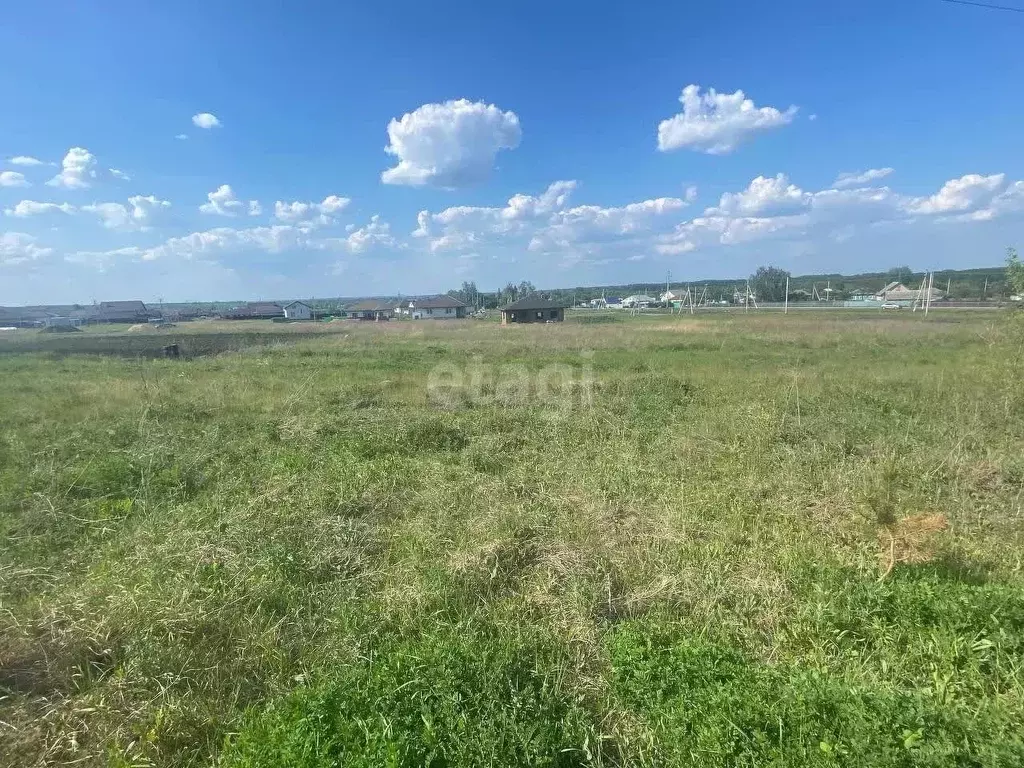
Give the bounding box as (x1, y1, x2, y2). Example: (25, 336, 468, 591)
(2, 0, 1023, 304)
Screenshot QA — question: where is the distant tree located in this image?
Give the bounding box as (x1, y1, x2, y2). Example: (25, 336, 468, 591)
(885, 265, 914, 286)
(1007, 247, 1024, 297)
(517, 280, 536, 298)
(502, 282, 518, 305)
(448, 280, 479, 307)
(749, 266, 791, 303)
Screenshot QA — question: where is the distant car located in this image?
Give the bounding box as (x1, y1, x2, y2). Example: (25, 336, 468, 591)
(881, 302, 901, 310)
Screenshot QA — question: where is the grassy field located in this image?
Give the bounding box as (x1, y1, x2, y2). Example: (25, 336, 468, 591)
(2, 312, 1023, 767)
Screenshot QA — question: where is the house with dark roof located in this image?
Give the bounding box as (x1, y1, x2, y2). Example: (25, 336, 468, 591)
(283, 301, 314, 320)
(1, 305, 99, 327)
(97, 300, 150, 323)
(500, 297, 570, 325)
(346, 299, 395, 321)
(221, 302, 284, 319)
(406, 295, 467, 319)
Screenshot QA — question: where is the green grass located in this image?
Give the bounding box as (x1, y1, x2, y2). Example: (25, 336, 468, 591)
(1, 312, 1023, 766)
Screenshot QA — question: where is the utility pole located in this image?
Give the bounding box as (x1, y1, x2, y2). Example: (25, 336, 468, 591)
(784, 276, 790, 314)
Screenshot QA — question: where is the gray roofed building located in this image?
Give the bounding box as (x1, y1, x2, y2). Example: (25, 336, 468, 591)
(413, 295, 467, 309)
(97, 300, 150, 323)
(500, 296, 570, 325)
(220, 302, 284, 319)
(346, 299, 395, 320)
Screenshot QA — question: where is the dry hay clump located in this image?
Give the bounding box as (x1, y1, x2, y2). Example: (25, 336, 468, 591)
(878, 513, 949, 580)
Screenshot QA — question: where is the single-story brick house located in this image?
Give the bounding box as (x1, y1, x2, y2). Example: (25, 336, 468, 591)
(500, 297, 570, 325)
(404, 295, 468, 319)
(346, 299, 395, 320)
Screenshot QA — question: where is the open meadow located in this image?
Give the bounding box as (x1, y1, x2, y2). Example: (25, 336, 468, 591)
(2, 311, 1023, 767)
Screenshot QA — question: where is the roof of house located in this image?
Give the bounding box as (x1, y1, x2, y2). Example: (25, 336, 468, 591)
(502, 297, 571, 311)
(244, 302, 283, 313)
(99, 300, 147, 311)
(284, 300, 312, 309)
(346, 299, 394, 312)
(875, 279, 945, 299)
(413, 295, 467, 309)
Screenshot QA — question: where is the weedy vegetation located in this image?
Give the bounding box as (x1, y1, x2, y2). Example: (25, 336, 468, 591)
(1, 311, 1023, 766)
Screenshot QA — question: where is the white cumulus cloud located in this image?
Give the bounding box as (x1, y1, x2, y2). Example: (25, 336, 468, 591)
(199, 184, 259, 217)
(832, 168, 894, 189)
(82, 195, 171, 230)
(47, 147, 97, 189)
(416, 180, 687, 266)
(657, 85, 797, 154)
(709, 174, 810, 217)
(10, 156, 45, 167)
(5, 200, 76, 217)
(0, 232, 53, 265)
(652, 171, 1023, 256)
(140, 225, 314, 262)
(345, 215, 397, 253)
(381, 99, 521, 188)
(273, 195, 350, 224)
(0, 171, 29, 187)
(109, 168, 131, 181)
(192, 112, 221, 129)
(905, 173, 1006, 216)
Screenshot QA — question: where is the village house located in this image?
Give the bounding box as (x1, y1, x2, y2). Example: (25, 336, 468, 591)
(407, 295, 468, 319)
(621, 294, 657, 308)
(346, 299, 395, 321)
(221, 302, 284, 319)
(875, 282, 946, 305)
(389, 295, 469, 319)
(97, 301, 150, 323)
(283, 301, 314, 320)
(500, 297, 570, 324)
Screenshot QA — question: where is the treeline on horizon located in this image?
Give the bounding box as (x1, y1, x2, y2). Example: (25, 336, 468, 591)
(43, 263, 1010, 313)
(437, 264, 1014, 309)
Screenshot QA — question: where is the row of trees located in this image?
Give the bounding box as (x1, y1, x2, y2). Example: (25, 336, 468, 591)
(446, 257, 1022, 310)
(748, 262, 1018, 303)
(748, 265, 922, 303)
(447, 280, 538, 309)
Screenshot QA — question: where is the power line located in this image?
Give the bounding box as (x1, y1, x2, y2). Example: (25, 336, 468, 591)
(936, 0, 1024, 13)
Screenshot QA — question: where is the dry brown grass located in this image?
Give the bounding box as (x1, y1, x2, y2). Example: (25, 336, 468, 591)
(878, 513, 950, 579)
